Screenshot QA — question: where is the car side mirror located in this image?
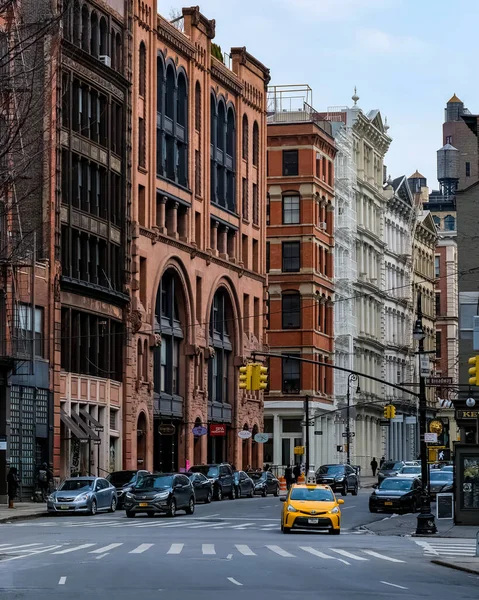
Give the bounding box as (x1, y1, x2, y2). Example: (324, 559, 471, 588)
(372, 484, 378, 489)
(338, 499, 345, 505)
(280, 497, 287, 502)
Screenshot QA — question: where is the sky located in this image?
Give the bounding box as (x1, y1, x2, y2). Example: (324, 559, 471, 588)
(165, 0, 479, 190)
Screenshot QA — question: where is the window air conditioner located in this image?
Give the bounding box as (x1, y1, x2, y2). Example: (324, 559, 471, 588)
(99, 55, 111, 67)
(319, 222, 327, 230)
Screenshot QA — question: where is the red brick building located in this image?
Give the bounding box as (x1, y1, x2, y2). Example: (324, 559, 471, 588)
(127, 5, 270, 471)
(263, 87, 336, 469)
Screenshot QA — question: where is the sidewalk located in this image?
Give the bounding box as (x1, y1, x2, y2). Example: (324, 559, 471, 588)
(0, 501, 48, 524)
(360, 476, 377, 489)
(432, 557, 479, 575)
(364, 510, 479, 539)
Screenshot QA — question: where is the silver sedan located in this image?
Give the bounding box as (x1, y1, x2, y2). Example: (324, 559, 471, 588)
(47, 477, 117, 515)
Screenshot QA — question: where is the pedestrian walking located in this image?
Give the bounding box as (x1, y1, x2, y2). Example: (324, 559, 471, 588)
(292, 464, 301, 483)
(36, 462, 53, 501)
(284, 465, 293, 490)
(7, 466, 19, 509)
(370, 457, 378, 477)
(379, 456, 385, 468)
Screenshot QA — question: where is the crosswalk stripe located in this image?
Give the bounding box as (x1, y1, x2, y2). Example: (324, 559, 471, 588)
(89, 544, 123, 554)
(266, 545, 295, 558)
(235, 544, 256, 556)
(0, 543, 44, 551)
(330, 549, 368, 561)
(231, 523, 255, 529)
(189, 523, 222, 529)
(300, 547, 336, 560)
(129, 544, 154, 554)
(202, 544, 215, 555)
(362, 550, 405, 563)
(167, 544, 184, 555)
(53, 544, 95, 555)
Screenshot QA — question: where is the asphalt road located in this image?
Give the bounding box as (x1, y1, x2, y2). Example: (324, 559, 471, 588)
(0, 491, 476, 600)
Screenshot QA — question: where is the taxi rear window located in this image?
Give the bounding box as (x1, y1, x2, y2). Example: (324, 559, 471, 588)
(290, 488, 334, 501)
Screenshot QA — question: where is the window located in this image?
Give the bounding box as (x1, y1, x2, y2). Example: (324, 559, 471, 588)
(445, 136, 452, 144)
(138, 117, 146, 168)
(466, 161, 471, 177)
(210, 94, 236, 212)
(282, 292, 301, 329)
(283, 149, 298, 176)
(252, 183, 258, 225)
(14, 304, 43, 357)
(139, 42, 146, 97)
(282, 241, 300, 272)
(154, 271, 183, 397)
(444, 215, 455, 231)
(435, 293, 441, 316)
(436, 331, 442, 358)
(208, 290, 232, 405)
(242, 114, 248, 160)
(282, 195, 300, 224)
(282, 354, 300, 394)
(434, 256, 440, 278)
(242, 177, 248, 220)
(433, 215, 441, 228)
(266, 242, 270, 273)
(195, 81, 201, 132)
(252, 120, 259, 167)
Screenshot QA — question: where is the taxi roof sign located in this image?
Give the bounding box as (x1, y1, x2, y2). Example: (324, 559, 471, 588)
(306, 470, 316, 485)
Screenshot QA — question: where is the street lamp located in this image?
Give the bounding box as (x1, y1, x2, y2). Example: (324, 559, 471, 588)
(346, 373, 360, 465)
(415, 292, 437, 535)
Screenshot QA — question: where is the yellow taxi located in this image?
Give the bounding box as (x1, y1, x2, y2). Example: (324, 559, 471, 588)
(280, 472, 344, 535)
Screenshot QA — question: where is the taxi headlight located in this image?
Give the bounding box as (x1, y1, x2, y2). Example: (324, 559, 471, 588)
(287, 504, 298, 512)
(329, 506, 340, 514)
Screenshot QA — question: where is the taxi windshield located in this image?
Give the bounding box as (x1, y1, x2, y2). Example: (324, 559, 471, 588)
(290, 488, 334, 502)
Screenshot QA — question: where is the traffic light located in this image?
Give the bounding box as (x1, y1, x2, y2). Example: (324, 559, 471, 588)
(239, 364, 252, 390)
(390, 405, 396, 419)
(468, 355, 479, 386)
(384, 405, 391, 419)
(252, 363, 268, 391)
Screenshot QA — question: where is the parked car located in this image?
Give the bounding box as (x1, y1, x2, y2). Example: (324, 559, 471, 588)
(187, 472, 213, 503)
(369, 476, 422, 513)
(378, 460, 405, 484)
(107, 470, 150, 509)
(188, 464, 235, 500)
(233, 471, 255, 498)
(47, 477, 117, 515)
(397, 465, 422, 477)
(429, 470, 454, 498)
(250, 471, 280, 496)
(440, 465, 454, 472)
(404, 461, 420, 466)
(315, 464, 359, 496)
(124, 473, 195, 518)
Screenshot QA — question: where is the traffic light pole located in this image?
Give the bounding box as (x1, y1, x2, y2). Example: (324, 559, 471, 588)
(304, 395, 310, 473)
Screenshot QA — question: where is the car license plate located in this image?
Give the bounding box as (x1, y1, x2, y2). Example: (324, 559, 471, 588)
(139, 502, 148, 507)
(384, 501, 393, 506)
(308, 518, 319, 524)
(59, 505, 70, 510)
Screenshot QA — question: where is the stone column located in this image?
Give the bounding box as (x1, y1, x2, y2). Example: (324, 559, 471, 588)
(273, 414, 281, 466)
(166, 201, 179, 239)
(227, 231, 236, 261)
(157, 196, 167, 233)
(210, 220, 219, 255)
(219, 226, 228, 259)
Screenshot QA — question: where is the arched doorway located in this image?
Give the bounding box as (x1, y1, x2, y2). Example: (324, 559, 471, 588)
(251, 424, 259, 469)
(153, 268, 188, 472)
(137, 412, 147, 469)
(193, 417, 203, 465)
(207, 287, 236, 464)
(241, 424, 251, 470)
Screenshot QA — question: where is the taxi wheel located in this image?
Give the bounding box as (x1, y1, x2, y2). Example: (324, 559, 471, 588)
(341, 484, 347, 496)
(282, 525, 290, 534)
(274, 486, 279, 497)
(329, 528, 340, 535)
(352, 484, 358, 496)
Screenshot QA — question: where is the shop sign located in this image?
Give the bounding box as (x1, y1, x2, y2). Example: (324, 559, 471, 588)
(158, 423, 176, 436)
(210, 424, 226, 437)
(192, 426, 208, 437)
(238, 430, 252, 440)
(254, 433, 269, 443)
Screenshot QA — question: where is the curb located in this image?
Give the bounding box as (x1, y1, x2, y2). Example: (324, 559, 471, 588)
(0, 511, 48, 524)
(431, 559, 479, 575)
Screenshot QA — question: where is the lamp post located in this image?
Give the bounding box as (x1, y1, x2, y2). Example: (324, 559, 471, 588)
(346, 373, 360, 465)
(414, 292, 437, 535)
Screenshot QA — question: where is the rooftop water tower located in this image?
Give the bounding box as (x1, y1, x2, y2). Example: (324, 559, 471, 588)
(437, 143, 459, 198)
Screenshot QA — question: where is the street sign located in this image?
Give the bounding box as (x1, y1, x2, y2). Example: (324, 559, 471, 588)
(420, 355, 430, 378)
(192, 425, 208, 437)
(424, 432, 438, 443)
(436, 493, 454, 520)
(379, 420, 390, 427)
(336, 445, 343, 452)
(301, 419, 315, 427)
(254, 433, 269, 443)
(238, 430, 252, 440)
(294, 445, 305, 455)
(426, 377, 452, 387)
(342, 432, 355, 438)
(391, 415, 404, 423)
(314, 431, 323, 435)
(158, 423, 176, 435)
(405, 416, 417, 425)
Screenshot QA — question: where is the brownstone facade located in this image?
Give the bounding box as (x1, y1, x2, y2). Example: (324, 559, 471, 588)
(127, 5, 269, 472)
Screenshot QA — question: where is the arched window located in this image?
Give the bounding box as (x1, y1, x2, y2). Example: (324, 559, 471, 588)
(165, 65, 175, 119)
(252, 120, 259, 167)
(156, 56, 164, 176)
(211, 95, 236, 212)
(139, 42, 146, 97)
(90, 12, 99, 58)
(444, 215, 455, 231)
(282, 291, 301, 329)
(143, 340, 149, 383)
(226, 107, 236, 212)
(110, 28, 116, 67)
(210, 94, 217, 203)
(208, 289, 232, 407)
(177, 71, 188, 186)
(99, 17, 108, 56)
(242, 114, 248, 160)
(195, 81, 201, 132)
(137, 339, 143, 380)
(216, 100, 225, 152)
(156, 55, 164, 114)
(73, 1, 81, 46)
(81, 5, 89, 51)
(115, 33, 122, 71)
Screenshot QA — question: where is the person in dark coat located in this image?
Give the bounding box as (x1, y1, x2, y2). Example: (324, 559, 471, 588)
(370, 457, 378, 477)
(7, 467, 19, 509)
(284, 465, 293, 490)
(379, 456, 386, 468)
(292, 464, 301, 483)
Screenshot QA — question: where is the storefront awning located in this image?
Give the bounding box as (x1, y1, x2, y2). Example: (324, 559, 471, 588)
(60, 409, 89, 441)
(79, 408, 104, 432)
(60, 409, 100, 442)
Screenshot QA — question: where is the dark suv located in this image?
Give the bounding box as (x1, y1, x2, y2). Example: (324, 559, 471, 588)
(315, 464, 359, 496)
(378, 461, 405, 484)
(189, 464, 235, 500)
(107, 470, 150, 509)
(123, 473, 195, 518)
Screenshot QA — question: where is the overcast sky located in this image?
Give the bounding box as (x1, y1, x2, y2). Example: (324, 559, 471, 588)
(166, 0, 479, 189)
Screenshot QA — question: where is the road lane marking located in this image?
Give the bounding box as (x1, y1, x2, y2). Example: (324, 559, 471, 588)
(167, 544, 184, 555)
(340, 506, 356, 510)
(330, 549, 368, 561)
(197, 513, 220, 519)
(227, 578, 243, 586)
(129, 544, 154, 554)
(189, 523, 223, 529)
(300, 547, 350, 565)
(53, 544, 95, 555)
(95, 554, 109, 560)
(89, 544, 123, 554)
(0, 543, 43, 551)
(235, 545, 256, 556)
(58, 577, 66, 585)
(0, 546, 64, 563)
(363, 550, 405, 563)
(226, 554, 233, 560)
(202, 544, 216, 555)
(380, 581, 408, 590)
(266, 545, 295, 558)
(231, 523, 256, 529)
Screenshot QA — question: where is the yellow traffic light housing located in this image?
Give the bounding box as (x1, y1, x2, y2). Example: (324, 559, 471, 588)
(383, 405, 390, 419)
(390, 405, 396, 419)
(468, 355, 479, 386)
(239, 365, 252, 390)
(252, 364, 268, 391)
